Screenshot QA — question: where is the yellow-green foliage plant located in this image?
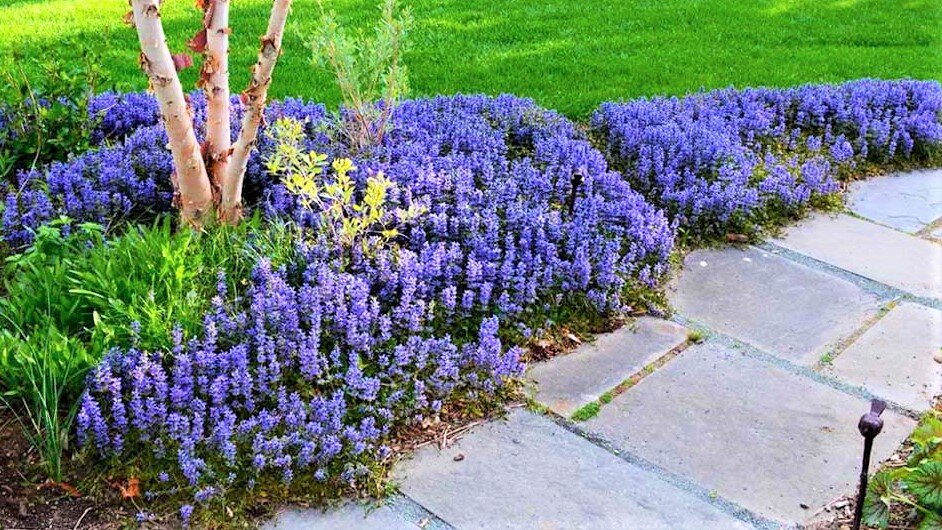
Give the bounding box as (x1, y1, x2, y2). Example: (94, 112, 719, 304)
(264, 116, 425, 257)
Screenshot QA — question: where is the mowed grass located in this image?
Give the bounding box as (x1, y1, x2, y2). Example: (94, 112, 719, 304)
(0, 0, 940, 117)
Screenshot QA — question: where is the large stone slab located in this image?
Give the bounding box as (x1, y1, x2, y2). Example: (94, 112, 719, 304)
(775, 213, 942, 300)
(527, 317, 688, 417)
(585, 342, 915, 524)
(827, 302, 942, 412)
(669, 247, 880, 364)
(846, 169, 942, 233)
(395, 409, 753, 530)
(264, 504, 418, 530)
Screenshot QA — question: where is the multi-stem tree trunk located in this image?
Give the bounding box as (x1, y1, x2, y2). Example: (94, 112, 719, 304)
(219, 0, 293, 224)
(129, 0, 292, 226)
(131, 0, 215, 225)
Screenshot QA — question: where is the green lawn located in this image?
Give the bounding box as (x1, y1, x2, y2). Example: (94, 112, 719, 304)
(1, 0, 940, 117)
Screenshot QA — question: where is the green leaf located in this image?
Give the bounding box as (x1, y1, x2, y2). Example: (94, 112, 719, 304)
(905, 462, 942, 510)
(913, 414, 942, 444)
(919, 513, 942, 530)
(863, 472, 895, 529)
(910, 413, 942, 462)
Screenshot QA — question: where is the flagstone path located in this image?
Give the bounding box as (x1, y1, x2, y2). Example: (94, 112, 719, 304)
(265, 169, 942, 530)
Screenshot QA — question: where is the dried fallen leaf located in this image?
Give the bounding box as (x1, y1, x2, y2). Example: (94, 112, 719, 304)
(38, 480, 81, 498)
(725, 233, 749, 243)
(119, 477, 140, 500)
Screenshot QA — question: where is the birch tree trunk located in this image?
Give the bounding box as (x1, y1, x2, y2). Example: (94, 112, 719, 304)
(197, 0, 232, 194)
(130, 0, 214, 225)
(219, 0, 293, 224)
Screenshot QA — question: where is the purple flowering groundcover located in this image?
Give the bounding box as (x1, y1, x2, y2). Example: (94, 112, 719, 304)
(0, 79, 939, 522)
(34, 93, 673, 519)
(591, 79, 942, 240)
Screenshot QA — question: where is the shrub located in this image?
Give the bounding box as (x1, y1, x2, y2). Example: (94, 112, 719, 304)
(311, 0, 413, 152)
(0, 49, 104, 180)
(264, 118, 425, 254)
(591, 79, 942, 241)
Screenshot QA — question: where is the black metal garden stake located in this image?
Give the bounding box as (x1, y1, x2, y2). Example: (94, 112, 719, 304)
(567, 173, 583, 216)
(852, 399, 886, 530)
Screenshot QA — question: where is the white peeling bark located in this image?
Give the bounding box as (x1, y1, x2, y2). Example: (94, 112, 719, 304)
(201, 0, 232, 193)
(219, 0, 293, 224)
(131, 0, 214, 226)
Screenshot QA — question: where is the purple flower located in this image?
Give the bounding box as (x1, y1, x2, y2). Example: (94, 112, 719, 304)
(180, 504, 194, 528)
(592, 79, 942, 238)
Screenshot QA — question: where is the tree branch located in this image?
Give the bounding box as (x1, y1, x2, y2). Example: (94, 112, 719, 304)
(219, 0, 293, 223)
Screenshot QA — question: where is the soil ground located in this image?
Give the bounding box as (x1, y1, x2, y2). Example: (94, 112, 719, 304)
(0, 410, 131, 530)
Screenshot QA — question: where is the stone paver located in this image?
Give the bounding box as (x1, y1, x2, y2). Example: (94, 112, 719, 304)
(669, 246, 880, 365)
(584, 341, 915, 524)
(526, 317, 688, 416)
(846, 169, 942, 233)
(263, 504, 418, 530)
(775, 213, 942, 300)
(827, 302, 942, 412)
(395, 409, 753, 530)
